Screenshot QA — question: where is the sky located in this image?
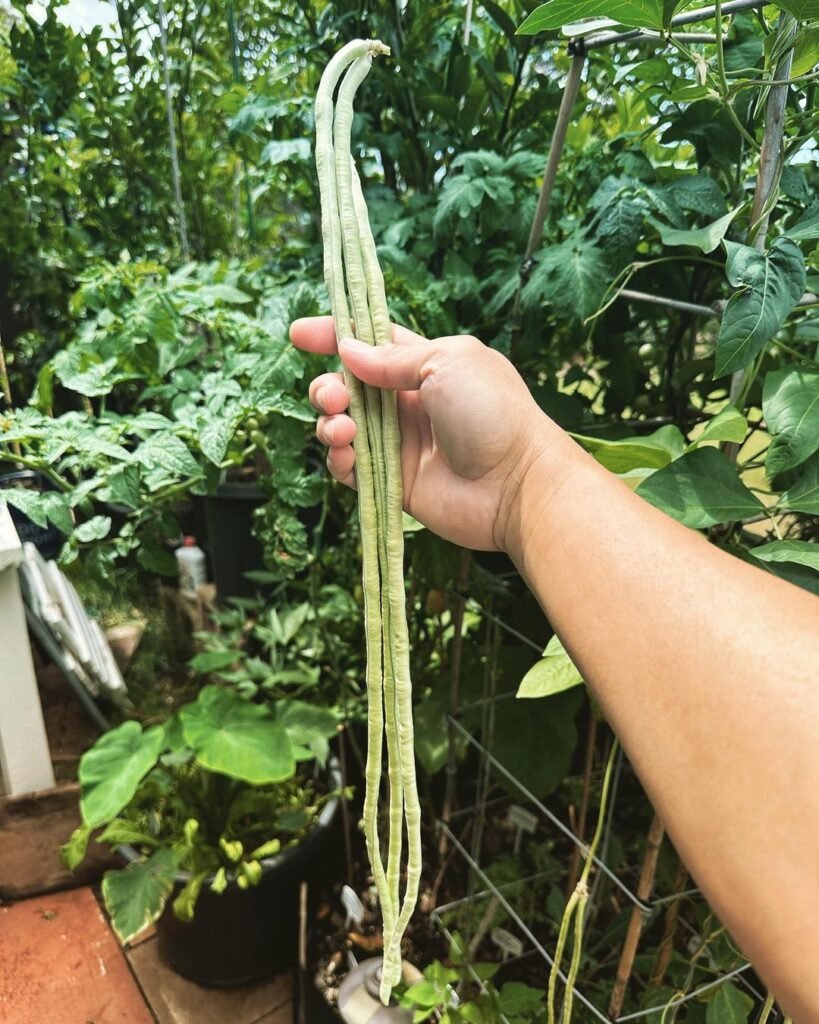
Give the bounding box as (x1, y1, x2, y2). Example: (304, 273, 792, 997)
(27, 0, 115, 32)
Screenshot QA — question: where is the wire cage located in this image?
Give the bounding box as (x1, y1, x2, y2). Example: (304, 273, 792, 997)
(426, 581, 781, 1023)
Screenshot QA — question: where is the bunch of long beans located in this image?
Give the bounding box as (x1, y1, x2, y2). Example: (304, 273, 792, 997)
(315, 39, 421, 1005)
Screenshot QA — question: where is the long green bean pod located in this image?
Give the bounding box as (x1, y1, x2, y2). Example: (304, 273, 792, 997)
(315, 40, 421, 1005)
(315, 39, 395, 950)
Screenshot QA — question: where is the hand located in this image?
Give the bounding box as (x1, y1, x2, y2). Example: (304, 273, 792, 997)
(289, 316, 561, 552)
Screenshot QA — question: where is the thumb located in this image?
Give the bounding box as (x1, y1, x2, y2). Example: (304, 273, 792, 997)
(338, 336, 438, 391)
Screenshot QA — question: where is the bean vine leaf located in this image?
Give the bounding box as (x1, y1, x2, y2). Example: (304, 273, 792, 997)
(518, 0, 665, 34)
(770, 0, 819, 20)
(779, 452, 819, 514)
(690, 405, 747, 447)
(572, 424, 685, 474)
(705, 981, 754, 1024)
(762, 368, 819, 477)
(750, 540, 819, 573)
(637, 447, 764, 528)
(517, 635, 584, 699)
(650, 208, 738, 254)
(715, 238, 806, 376)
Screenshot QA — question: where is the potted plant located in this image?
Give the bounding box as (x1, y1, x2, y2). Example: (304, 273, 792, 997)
(62, 684, 343, 985)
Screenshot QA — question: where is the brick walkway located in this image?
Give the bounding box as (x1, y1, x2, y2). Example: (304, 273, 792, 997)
(0, 888, 293, 1024)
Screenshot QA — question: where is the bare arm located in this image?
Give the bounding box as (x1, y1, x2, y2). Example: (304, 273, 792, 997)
(291, 317, 819, 1020)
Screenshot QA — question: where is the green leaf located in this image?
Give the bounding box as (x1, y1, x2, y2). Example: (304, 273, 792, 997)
(785, 204, 819, 242)
(2, 488, 73, 534)
(596, 198, 645, 270)
(102, 848, 178, 944)
(517, 635, 583, 699)
(492, 687, 583, 797)
(261, 139, 310, 164)
(189, 649, 242, 673)
(763, 369, 819, 476)
(792, 27, 819, 77)
(522, 237, 609, 321)
(79, 722, 166, 828)
(276, 700, 338, 748)
(499, 981, 545, 1014)
(172, 871, 210, 922)
(518, 0, 664, 34)
(199, 406, 244, 465)
(96, 820, 160, 850)
(572, 424, 685, 473)
(651, 208, 738, 253)
(134, 433, 201, 481)
(637, 448, 764, 528)
(691, 405, 747, 446)
(780, 453, 819, 513)
(61, 823, 92, 871)
(750, 540, 819, 572)
(705, 981, 754, 1024)
(770, 0, 819, 19)
(180, 685, 295, 783)
(74, 515, 112, 543)
(715, 238, 806, 376)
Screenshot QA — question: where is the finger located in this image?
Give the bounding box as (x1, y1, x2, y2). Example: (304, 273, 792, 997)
(338, 335, 446, 391)
(291, 316, 338, 355)
(309, 372, 349, 414)
(316, 414, 356, 448)
(390, 323, 428, 346)
(327, 445, 356, 489)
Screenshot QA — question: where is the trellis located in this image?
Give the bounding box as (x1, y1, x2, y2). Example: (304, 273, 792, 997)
(430, 5, 808, 1019)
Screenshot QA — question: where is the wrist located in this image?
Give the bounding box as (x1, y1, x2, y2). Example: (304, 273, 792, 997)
(495, 413, 578, 562)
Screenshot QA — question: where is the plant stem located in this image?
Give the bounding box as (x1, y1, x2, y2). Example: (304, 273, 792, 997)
(566, 712, 598, 896)
(157, 0, 190, 261)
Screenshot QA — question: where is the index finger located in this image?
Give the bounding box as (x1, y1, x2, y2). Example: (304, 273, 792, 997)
(290, 315, 429, 355)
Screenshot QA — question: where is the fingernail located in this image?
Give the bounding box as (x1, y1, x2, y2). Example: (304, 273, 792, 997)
(316, 386, 328, 409)
(324, 420, 336, 443)
(339, 336, 368, 353)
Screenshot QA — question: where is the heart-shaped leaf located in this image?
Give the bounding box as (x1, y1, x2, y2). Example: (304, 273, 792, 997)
(79, 721, 166, 828)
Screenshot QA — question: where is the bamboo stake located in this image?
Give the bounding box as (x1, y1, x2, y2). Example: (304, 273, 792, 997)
(648, 855, 689, 988)
(607, 813, 665, 1018)
(157, 0, 190, 261)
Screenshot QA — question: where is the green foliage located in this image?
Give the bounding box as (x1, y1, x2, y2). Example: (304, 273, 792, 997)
(62, 684, 338, 940)
(517, 634, 584, 699)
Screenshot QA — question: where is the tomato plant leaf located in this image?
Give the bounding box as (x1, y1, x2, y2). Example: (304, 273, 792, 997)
(715, 238, 806, 376)
(762, 368, 819, 476)
(637, 448, 764, 528)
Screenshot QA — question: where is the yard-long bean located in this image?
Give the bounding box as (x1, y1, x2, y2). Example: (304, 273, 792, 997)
(315, 39, 421, 1005)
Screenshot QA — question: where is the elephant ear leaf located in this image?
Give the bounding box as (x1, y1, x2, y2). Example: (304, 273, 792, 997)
(79, 721, 166, 828)
(102, 848, 178, 944)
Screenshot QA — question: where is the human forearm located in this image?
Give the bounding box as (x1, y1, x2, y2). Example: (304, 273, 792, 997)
(505, 422, 819, 1020)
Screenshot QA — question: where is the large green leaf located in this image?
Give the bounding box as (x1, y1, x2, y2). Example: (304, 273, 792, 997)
(715, 238, 807, 376)
(750, 540, 819, 573)
(762, 368, 819, 476)
(572, 424, 685, 473)
(651, 208, 738, 254)
(276, 700, 338, 748)
(134, 433, 201, 479)
(492, 686, 583, 798)
(785, 203, 819, 242)
(637, 448, 764, 528)
(522, 236, 609, 321)
(102, 848, 178, 944)
(518, 0, 664, 34)
(770, 0, 819, 19)
(595, 198, 645, 269)
(517, 635, 584, 699)
(692, 405, 747, 446)
(180, 685, 295, 783)
(79, 722, 166, 828)
(779, 453, 819, 514)
(705, 981, 754, 1024)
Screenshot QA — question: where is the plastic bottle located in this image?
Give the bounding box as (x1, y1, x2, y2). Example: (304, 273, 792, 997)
(175, 536, 208, 598)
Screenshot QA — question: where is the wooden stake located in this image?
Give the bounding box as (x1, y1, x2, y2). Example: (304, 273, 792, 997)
(608, 813, 665, 1017)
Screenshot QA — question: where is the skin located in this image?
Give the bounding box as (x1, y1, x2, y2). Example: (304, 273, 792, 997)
(291, 316, 819, 1022)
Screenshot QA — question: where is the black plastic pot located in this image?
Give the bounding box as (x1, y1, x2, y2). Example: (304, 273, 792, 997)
(123, 760, 343, 986)
(0, 469, 64, 559)
(201, 480, 266, 600)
